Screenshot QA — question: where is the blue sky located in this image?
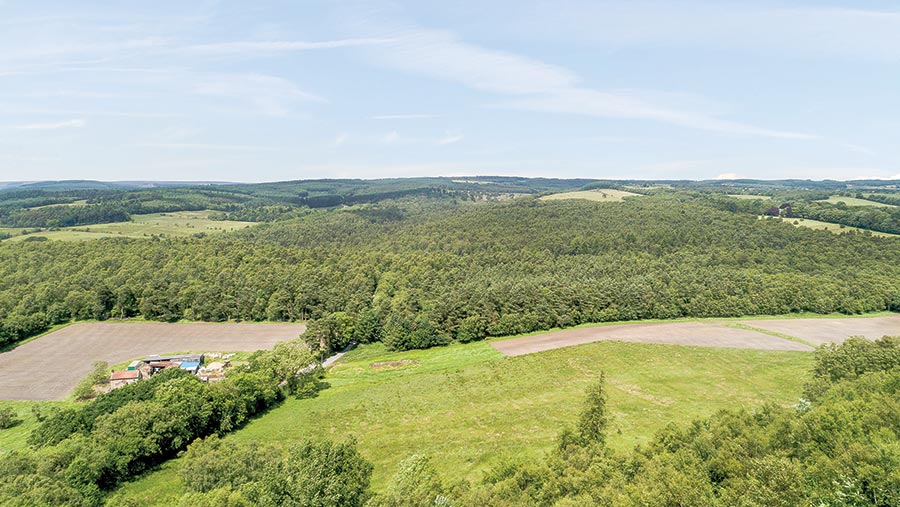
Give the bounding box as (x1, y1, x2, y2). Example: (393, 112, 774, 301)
(1, 0, 898, 182)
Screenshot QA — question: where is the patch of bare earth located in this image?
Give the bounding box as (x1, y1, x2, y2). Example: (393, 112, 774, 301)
(738, 315, 900, 347)
(490, 321, 813, 357)
(0, 322, 306, 401)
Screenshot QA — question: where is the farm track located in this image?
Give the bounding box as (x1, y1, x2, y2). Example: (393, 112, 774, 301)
(0, 322, 306, 401)
(491, 315, 900, 357)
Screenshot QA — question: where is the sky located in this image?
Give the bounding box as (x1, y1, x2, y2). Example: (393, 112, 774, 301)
(1, 0, 899, 182)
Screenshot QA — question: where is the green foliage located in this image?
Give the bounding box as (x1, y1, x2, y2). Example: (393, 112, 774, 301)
(368, 454, 446, 507)
(0, 408, 20, 430)
(245, 439, 373, 507)
(180, 436, 279, 493)
(804, 336, 900, 401)
(72, 361, 110, 401)
(575, 374, 608, 448)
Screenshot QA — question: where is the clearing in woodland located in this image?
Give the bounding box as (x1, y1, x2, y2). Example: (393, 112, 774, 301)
(540, 188, 641, 202)
(3, 210, 255, 242)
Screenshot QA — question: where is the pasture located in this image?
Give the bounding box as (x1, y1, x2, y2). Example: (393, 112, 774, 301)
(0, 321, 306, 401)
(817, 195, 896, 207)
(728, 194, 771, 200)
(112, 338, 811, 503)
(2, 210, 255, 242)
(540, 188, 641, 202)
(768, 216, 900, 237)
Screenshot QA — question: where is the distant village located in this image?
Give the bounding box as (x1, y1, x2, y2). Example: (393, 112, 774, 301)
(108, 353, 233, 389)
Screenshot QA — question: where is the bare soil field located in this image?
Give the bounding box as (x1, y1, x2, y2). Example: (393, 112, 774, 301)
(0, 322, 306, 401)
(739, 315, 900, 346)
(491, 321, 813, 357)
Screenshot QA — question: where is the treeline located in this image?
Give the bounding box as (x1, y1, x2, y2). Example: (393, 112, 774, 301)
(3, 196, 900, 350)
(107, 335, 900, 506)
(0, 339, 320, 506)
(0, 202, 132, 228)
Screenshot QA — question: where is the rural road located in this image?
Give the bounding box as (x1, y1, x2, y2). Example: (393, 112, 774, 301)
(490, 315, 900, 357)
(0, 321, 306, 401)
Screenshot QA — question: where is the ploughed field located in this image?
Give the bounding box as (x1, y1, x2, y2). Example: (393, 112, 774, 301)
(0, 322, 306, 401)
(489, 314, 900, 356)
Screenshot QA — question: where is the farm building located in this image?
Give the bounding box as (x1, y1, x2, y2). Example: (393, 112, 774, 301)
(109, 369, 142, 388)
(179, 361, 201, 374)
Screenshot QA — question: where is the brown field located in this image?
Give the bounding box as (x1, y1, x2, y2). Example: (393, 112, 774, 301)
(740, 315, 900, 346)
(491, 321, 812, 357)
(0, 322, 306, 401)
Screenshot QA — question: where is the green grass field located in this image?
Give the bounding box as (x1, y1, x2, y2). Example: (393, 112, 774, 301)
(540, 189, 641, 202)
(767, 216, 900, 238)
(3, 211, 256, 242)
(0, 400, 70, 453)
(728, 194, 771, 200)
(817, 195, 896, 207)
(112, 338, 812, 503)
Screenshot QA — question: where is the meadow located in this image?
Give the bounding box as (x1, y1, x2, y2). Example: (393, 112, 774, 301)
(2, 211, 255, 242)
(112, 338, 812, 503)
(539, 188, 641, 202)
(766, 216, 900, 237)
(817, 195, 896, 207)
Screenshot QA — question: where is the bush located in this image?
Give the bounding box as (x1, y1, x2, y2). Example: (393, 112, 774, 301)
(72, 361, 109, 401)
(0, 407, 21, 430)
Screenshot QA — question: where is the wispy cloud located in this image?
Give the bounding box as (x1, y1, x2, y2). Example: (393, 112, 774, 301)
(15, 119, 85, 130)
(382, 131, 400, 144)
(370, 113, 440, 120)
(183, 38, 392, 56)
(192, 73, 324, 116)
(330, 132, 349, 148)
(843, 143, 877, 156)
(498, 3, 900, 61)
(133, 143, 280, 151)
(437, 131, 464, 145)
(361, 26, 813, 139)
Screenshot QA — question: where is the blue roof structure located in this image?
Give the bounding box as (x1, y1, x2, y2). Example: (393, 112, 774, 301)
(180, 361, 201, 370)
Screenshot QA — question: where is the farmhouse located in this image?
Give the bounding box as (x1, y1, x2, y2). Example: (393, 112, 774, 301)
(109, 369, 142, 388)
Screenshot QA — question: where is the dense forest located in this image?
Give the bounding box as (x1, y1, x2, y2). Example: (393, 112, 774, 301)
(2, 190, 900, 351)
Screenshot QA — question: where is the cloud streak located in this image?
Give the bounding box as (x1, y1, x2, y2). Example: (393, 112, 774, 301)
(183, 38, 392, 56)
(15, 119, 85, 130)
(361, 26, 813, 139)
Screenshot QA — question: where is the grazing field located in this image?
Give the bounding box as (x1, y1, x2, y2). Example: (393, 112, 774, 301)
(540, 188, 641, 202)
(0, 400, 69, 453)
(112, 339, 812, 503)
(817, 195, 896, 207)
(491, 320, 813, 356)
(2, 210, 255, 242)
(728, 194, 771, 200)
(766, 216, 900, 237)
(0, 321, 306, 401)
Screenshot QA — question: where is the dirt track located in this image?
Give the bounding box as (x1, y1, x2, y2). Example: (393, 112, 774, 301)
(0, 322, 306, 401)
(740, 315, 900, 346)
(490, 321, 813, 357)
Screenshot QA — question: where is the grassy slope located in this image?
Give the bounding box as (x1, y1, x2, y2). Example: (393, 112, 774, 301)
(818, 196, 896, 208)
(0, 400, 70, 453)
(113, 339, 812, 504)
(763, 216, 900, 238)
(540, 189, 641, 202)
(3, 211, 255, 242)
